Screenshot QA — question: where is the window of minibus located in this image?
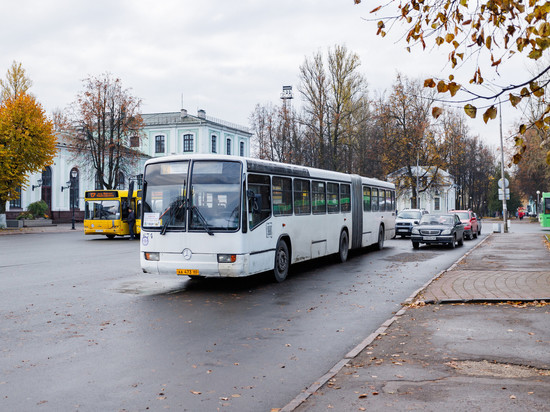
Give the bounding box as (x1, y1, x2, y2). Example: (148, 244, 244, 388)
(385, 190, 391, 212)
(142, 161, 189, 230)
(327, 182, 339, 213)
(363, 186, 371, 211)
(340, 184, 351, 212)
(247, 174, 271, 229)
(190, 161, 241, 231)
(312, 181, 326, 214)
(273, 177, 292, 215)
(379, 189, 386, 211)
(294, 179, 311, 215)
(372, 188, 379, 212)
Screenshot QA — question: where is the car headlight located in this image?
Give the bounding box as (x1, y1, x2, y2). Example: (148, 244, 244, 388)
(411, 228, 419, 235)
(441, 229, 451, 235)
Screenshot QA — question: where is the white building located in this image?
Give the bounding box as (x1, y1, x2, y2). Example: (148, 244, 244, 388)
(387, 166, 458, 213)
(4, 109, 251, 224)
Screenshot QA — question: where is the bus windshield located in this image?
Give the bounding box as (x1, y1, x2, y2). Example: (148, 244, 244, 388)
(142, 160, 242, 232)
(190, 161, 242, 231)
(85, 200, 120, 220)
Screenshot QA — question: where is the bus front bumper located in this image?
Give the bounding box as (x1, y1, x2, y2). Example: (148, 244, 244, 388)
(141, 252, 250, 278)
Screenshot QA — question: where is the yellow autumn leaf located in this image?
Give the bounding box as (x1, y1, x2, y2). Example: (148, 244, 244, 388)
(432, 106, 444, 119)
(464, 104, 477, 118)
(424, 78, 436, 88)
(448, 82, 460, 96)
(483, 106, 498, 123)
(509, 94, 522, 107)
(437, 80, 448, 93)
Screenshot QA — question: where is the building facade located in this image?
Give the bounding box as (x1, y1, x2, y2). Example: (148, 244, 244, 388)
(4, 109, 251, 224)
(387, 166, 457, 213)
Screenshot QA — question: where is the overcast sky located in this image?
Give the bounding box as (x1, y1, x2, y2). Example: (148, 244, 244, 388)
(1, 0, 525, 149)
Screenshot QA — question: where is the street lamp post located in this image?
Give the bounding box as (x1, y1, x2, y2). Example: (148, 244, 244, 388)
(537, 190, 541, 216)
(61, 170, 78, 230)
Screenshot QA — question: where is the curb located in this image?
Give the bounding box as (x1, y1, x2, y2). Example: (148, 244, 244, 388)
(280, 234, 493, 412)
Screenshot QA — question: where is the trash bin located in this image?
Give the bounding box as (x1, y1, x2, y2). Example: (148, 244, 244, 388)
(492, 223, 501, 233)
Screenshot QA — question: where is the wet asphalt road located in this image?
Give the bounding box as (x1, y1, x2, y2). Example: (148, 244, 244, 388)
(0, 229, 487, 411)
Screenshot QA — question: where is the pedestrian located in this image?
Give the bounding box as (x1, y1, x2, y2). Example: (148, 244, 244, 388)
(128, 207, 136, 240)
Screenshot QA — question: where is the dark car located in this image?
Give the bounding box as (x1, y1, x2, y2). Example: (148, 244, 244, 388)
(450, 209, 479, 239)
(411, 213, 465, 249)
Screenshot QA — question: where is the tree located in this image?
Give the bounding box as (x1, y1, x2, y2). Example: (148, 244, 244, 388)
(359, 0, 550, 164)
(377, 75, 447, 206)
(0, 93, 57, 219)
(67, 73, 144, 189)
(299, 45, 367, 171)
(0, 61, 32, 102)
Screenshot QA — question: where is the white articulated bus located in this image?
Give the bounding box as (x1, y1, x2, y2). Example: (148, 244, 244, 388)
(140, 154, 395, 282)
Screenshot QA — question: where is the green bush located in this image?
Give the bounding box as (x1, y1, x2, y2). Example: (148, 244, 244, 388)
(17, 211, 34, 220)
(27, 200, 49, 218)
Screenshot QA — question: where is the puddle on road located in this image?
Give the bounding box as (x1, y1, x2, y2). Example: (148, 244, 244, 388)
(384, 252, 436, 263)
(112, 279, 188, 295)
(447, 360, 550, 378)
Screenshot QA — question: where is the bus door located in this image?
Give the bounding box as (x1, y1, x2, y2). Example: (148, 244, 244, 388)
(246, 174, 273, 274)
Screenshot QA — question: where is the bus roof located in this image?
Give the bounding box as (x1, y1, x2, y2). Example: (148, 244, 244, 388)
(143, 154, 394, 189)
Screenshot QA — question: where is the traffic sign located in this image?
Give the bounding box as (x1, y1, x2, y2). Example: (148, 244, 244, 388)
(498, 178, 509, 189)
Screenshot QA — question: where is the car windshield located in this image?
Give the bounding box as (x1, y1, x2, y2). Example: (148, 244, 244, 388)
(419, 214, 454, 226)
(454, 211, 470, 220)
(397, 211, 421, 219)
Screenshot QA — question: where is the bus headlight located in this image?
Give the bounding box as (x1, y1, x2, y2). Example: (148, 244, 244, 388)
(218, 254, 237, 263)
(144, 252, 160, 261)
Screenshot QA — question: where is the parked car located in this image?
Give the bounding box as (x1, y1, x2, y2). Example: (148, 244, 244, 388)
(449, 210, 479, 239)
(395, 209, 429, 238)
(411, 213, 465, 249)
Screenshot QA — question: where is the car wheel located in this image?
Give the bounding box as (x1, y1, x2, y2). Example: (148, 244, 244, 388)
(412, 241, 420, 249)
(473, 229, 478, 239)
(106, 234, 115, 239)
(273, 239, 290, 283)
(337, 230, 349, 263)
(457, 235, 464, 246)
(449, 235, 456, 248)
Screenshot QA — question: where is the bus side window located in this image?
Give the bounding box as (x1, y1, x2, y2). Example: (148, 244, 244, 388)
(327, 182, 339, 213)
(363, 186, 371, 212)
(247, 174, 271, 229)
(340, 184, 351, 213)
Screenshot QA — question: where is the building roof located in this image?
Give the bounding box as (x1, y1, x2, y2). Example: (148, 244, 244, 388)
(141, 109, 251, 136)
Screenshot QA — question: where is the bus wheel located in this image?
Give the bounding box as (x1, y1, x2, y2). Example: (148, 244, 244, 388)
(375, 226, 385, 250)
(273, 240, 289, 282)
(338, 230, 349, 263)
(106, 234, 115, 239)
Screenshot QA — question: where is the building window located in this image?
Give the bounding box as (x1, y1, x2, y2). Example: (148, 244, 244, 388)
(183, 134, 194, 152)
(9, 186, 22, 208)
(155, 135, 165, 153)
(130, 135, 139, 147)
(434, 197, 441, 211)
(115, 171, 125, 189)
(226, 138, 232, 155)
(239, 141, 245, 157)
(211, 135, 217, 153)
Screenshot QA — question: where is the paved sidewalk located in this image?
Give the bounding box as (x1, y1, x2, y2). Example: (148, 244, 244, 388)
(0, 222, 83, 235)
(286, 223, 550, 411)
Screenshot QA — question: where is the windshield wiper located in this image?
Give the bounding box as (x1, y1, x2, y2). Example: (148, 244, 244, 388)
(192, 206, 214, 236)
(160, 197, 187, 235)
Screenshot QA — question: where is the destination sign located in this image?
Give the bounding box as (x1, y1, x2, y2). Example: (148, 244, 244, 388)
(86, 191, 118, 199)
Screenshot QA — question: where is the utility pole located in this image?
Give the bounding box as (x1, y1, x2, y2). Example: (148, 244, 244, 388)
(499, 100, 508, 233)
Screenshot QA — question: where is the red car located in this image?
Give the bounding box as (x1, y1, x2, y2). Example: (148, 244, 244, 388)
(450, 210, 480, 240)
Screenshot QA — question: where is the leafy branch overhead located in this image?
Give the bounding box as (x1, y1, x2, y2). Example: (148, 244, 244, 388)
(357, 0, 550, 164)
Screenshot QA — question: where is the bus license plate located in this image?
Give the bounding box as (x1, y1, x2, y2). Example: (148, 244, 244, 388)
(177, 269, 199, 276)
(423, 236, 436, 241)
